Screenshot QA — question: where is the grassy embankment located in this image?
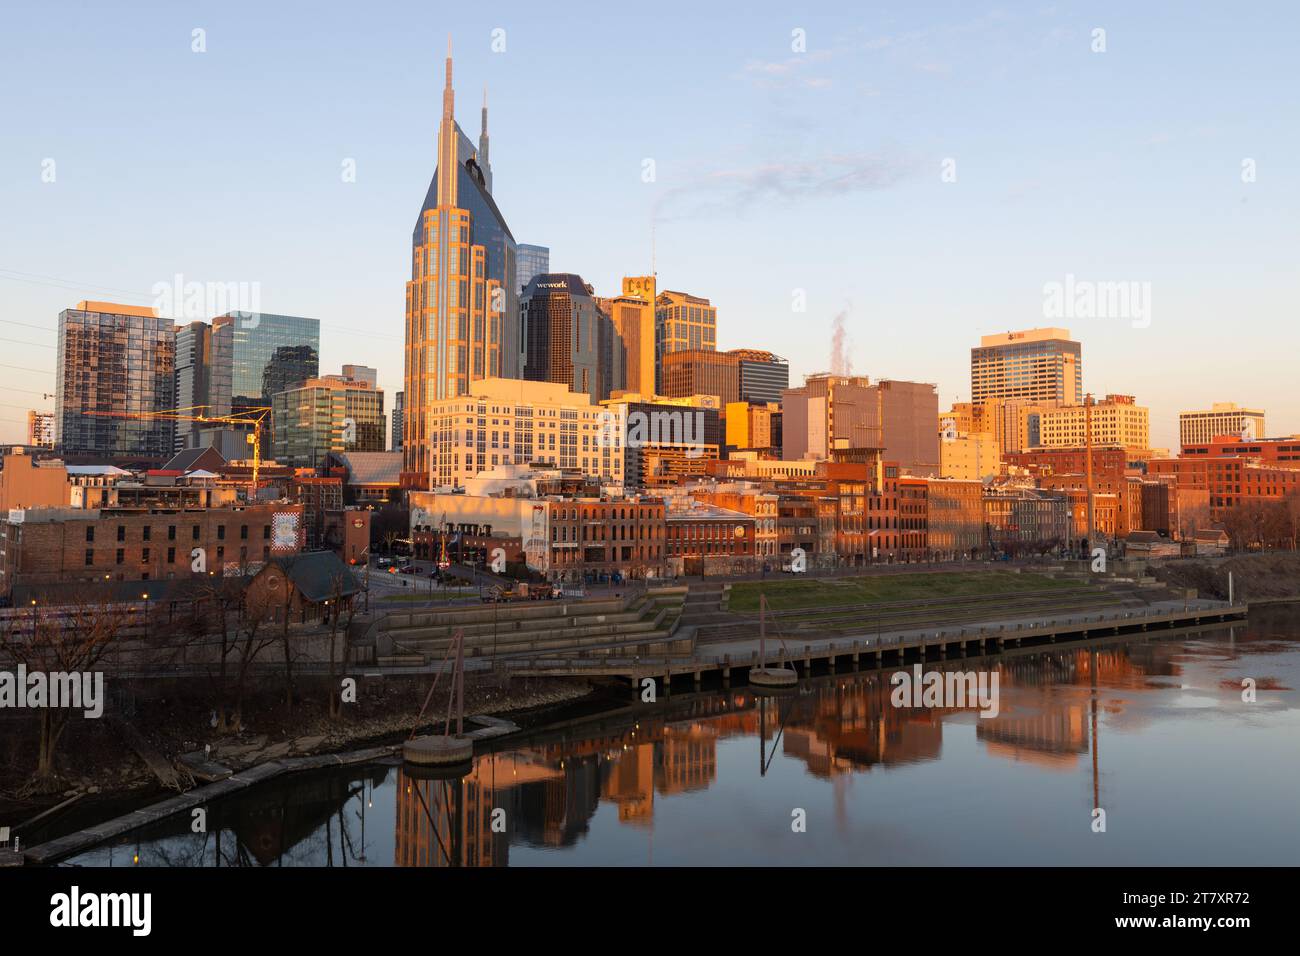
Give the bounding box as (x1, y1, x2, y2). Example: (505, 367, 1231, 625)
(728, 571, 1079, 613)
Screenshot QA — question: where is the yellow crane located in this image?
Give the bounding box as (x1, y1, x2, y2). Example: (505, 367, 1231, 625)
(86, 405, 272, 496)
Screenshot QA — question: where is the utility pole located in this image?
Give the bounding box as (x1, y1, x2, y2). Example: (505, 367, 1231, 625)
(1084, 392, 1095, 557)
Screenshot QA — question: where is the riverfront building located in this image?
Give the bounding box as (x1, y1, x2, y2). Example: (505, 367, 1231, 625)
(0, 501, 305, 598)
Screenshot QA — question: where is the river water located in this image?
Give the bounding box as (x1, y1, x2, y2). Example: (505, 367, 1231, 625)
(63, 605, 1300, 866)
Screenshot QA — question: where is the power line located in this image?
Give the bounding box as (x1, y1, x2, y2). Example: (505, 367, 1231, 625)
(0, 336, 54, 349)
(0, 385, 53, 396)
(0, 363, 53, 375)
(0, 267, 151, 300)
(0, 267, 403, 342)
(0, 318, 57, 333)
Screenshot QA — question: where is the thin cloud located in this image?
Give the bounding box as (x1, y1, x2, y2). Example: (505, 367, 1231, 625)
(652, 152, 917, 222)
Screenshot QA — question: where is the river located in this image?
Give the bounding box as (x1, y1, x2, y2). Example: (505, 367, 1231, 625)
(61, 604, 1300, 866)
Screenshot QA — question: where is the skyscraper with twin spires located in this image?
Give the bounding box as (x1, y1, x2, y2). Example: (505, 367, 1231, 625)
(402, 40, 518, 489)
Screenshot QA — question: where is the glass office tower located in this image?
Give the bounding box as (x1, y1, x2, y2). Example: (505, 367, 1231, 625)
(211, 312, 320, 454)
(55, 302, 176, 460)
(517, 243, 550, 293)
(212, 313, 320, 415)
(402, 44, 518, 488)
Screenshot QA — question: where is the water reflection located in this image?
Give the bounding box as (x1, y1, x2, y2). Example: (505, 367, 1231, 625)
(65, 608, 1300, 867)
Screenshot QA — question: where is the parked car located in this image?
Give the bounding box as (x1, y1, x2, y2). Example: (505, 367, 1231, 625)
(398, 564, 417, 574)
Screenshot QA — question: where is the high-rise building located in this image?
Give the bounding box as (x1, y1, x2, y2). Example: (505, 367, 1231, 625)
(782, 374, 937, 475)
(655, 290, 717, 391)
(392, 390, 404, 452)
(403, 43, 518, 489)
(418, 377, 622, 489)
(1037, 394, 1150, 453)
(661, 349, 787, 406)
(783, 374, 882, 461)
(874, 379, 940, 477)
(55, 301, 176, 460)
(341, 364, 378, 387)
(517, 244, 550, 293)
(522, 273, 617, 404)
(970, 328, 1082, 406)
(603, 290, 655, 398)
(174, 320, 215, 451)
(725, 401, 782, 455)
(1179, 403, 1267, 448)
(211, 312, 320, 444)
(272, 374, 385, 467)
(26, 410, 55, 449)
(209, 313, 321, 416)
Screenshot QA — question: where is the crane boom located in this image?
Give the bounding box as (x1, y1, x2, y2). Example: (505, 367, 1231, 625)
(85, 405, 272, 497)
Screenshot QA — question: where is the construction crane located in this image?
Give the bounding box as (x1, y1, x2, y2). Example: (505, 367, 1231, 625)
(85, 405, 272, 496)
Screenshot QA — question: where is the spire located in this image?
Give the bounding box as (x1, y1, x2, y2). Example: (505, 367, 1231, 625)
(436, 36, 458, 207)
(478, 84, 491, 186)
(442, 35, 454, 120)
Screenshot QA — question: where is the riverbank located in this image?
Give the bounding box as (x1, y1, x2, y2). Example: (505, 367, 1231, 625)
(1150, 552, 1300, 603)
(0, 672, 602, 844)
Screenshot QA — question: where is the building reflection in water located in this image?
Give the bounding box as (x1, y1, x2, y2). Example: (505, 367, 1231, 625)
(66, 623, 1257, 867)
(393, 637, 1171, 863)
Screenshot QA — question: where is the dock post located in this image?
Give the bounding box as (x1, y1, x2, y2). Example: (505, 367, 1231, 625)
(722, 655, 731, 687)
(851, 642, 860, 670)
(693, 670, 701, 689)
(663, 673, 671, 696)
(804, 645, 811, 675)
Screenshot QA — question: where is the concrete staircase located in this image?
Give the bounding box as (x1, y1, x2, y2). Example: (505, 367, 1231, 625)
(360, 586, 692, 667)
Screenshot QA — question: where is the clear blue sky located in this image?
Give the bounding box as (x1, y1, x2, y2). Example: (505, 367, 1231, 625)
(2, 1, 1297, 450)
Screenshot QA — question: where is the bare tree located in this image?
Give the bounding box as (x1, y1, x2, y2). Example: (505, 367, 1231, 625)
(326, 572, 359, 721)
(0, 594, 130, 787)
(280, 576, 296, 712)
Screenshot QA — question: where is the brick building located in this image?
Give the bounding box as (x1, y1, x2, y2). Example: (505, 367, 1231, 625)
(1002, 446, 1128, 479)
(665, 499, 756, 575)
(1, 502, 305, 597)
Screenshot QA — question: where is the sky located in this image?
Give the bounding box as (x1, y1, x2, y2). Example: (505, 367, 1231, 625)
(2, 0, 1297, 451)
